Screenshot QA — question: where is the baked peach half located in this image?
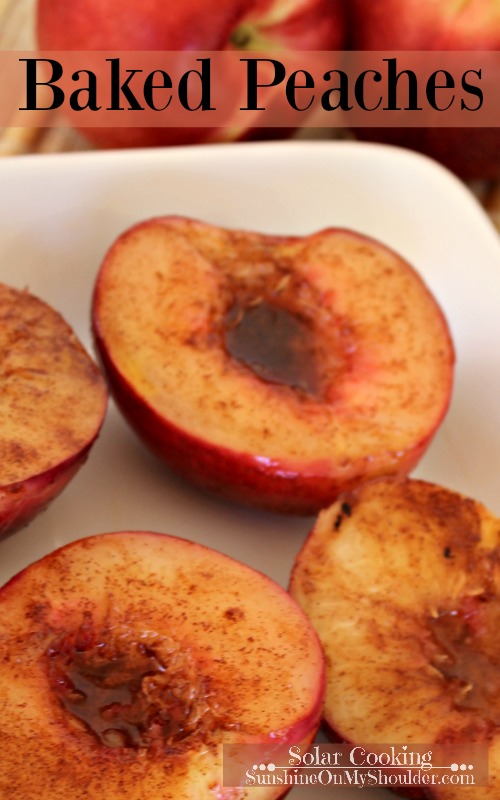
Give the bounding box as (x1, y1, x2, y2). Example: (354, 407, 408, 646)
(92, 216, 454, 515)
(290, 477, 500, 798)
(0, 283, 108, 538)
(0, 530, 324, 799)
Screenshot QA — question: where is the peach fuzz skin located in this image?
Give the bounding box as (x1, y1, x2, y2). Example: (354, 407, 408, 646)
(0, 444, 94, 540)
(92, 335, 445, 515)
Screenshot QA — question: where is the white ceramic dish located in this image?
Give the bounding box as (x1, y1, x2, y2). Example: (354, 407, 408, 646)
(1, 139, 499, 799)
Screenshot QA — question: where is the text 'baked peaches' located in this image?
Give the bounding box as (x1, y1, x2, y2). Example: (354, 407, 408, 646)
(290, 477, 500, 799)
(92, 216, 454, 515)
(0, 282, 108, 538)
(0, 530, 324, 799)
